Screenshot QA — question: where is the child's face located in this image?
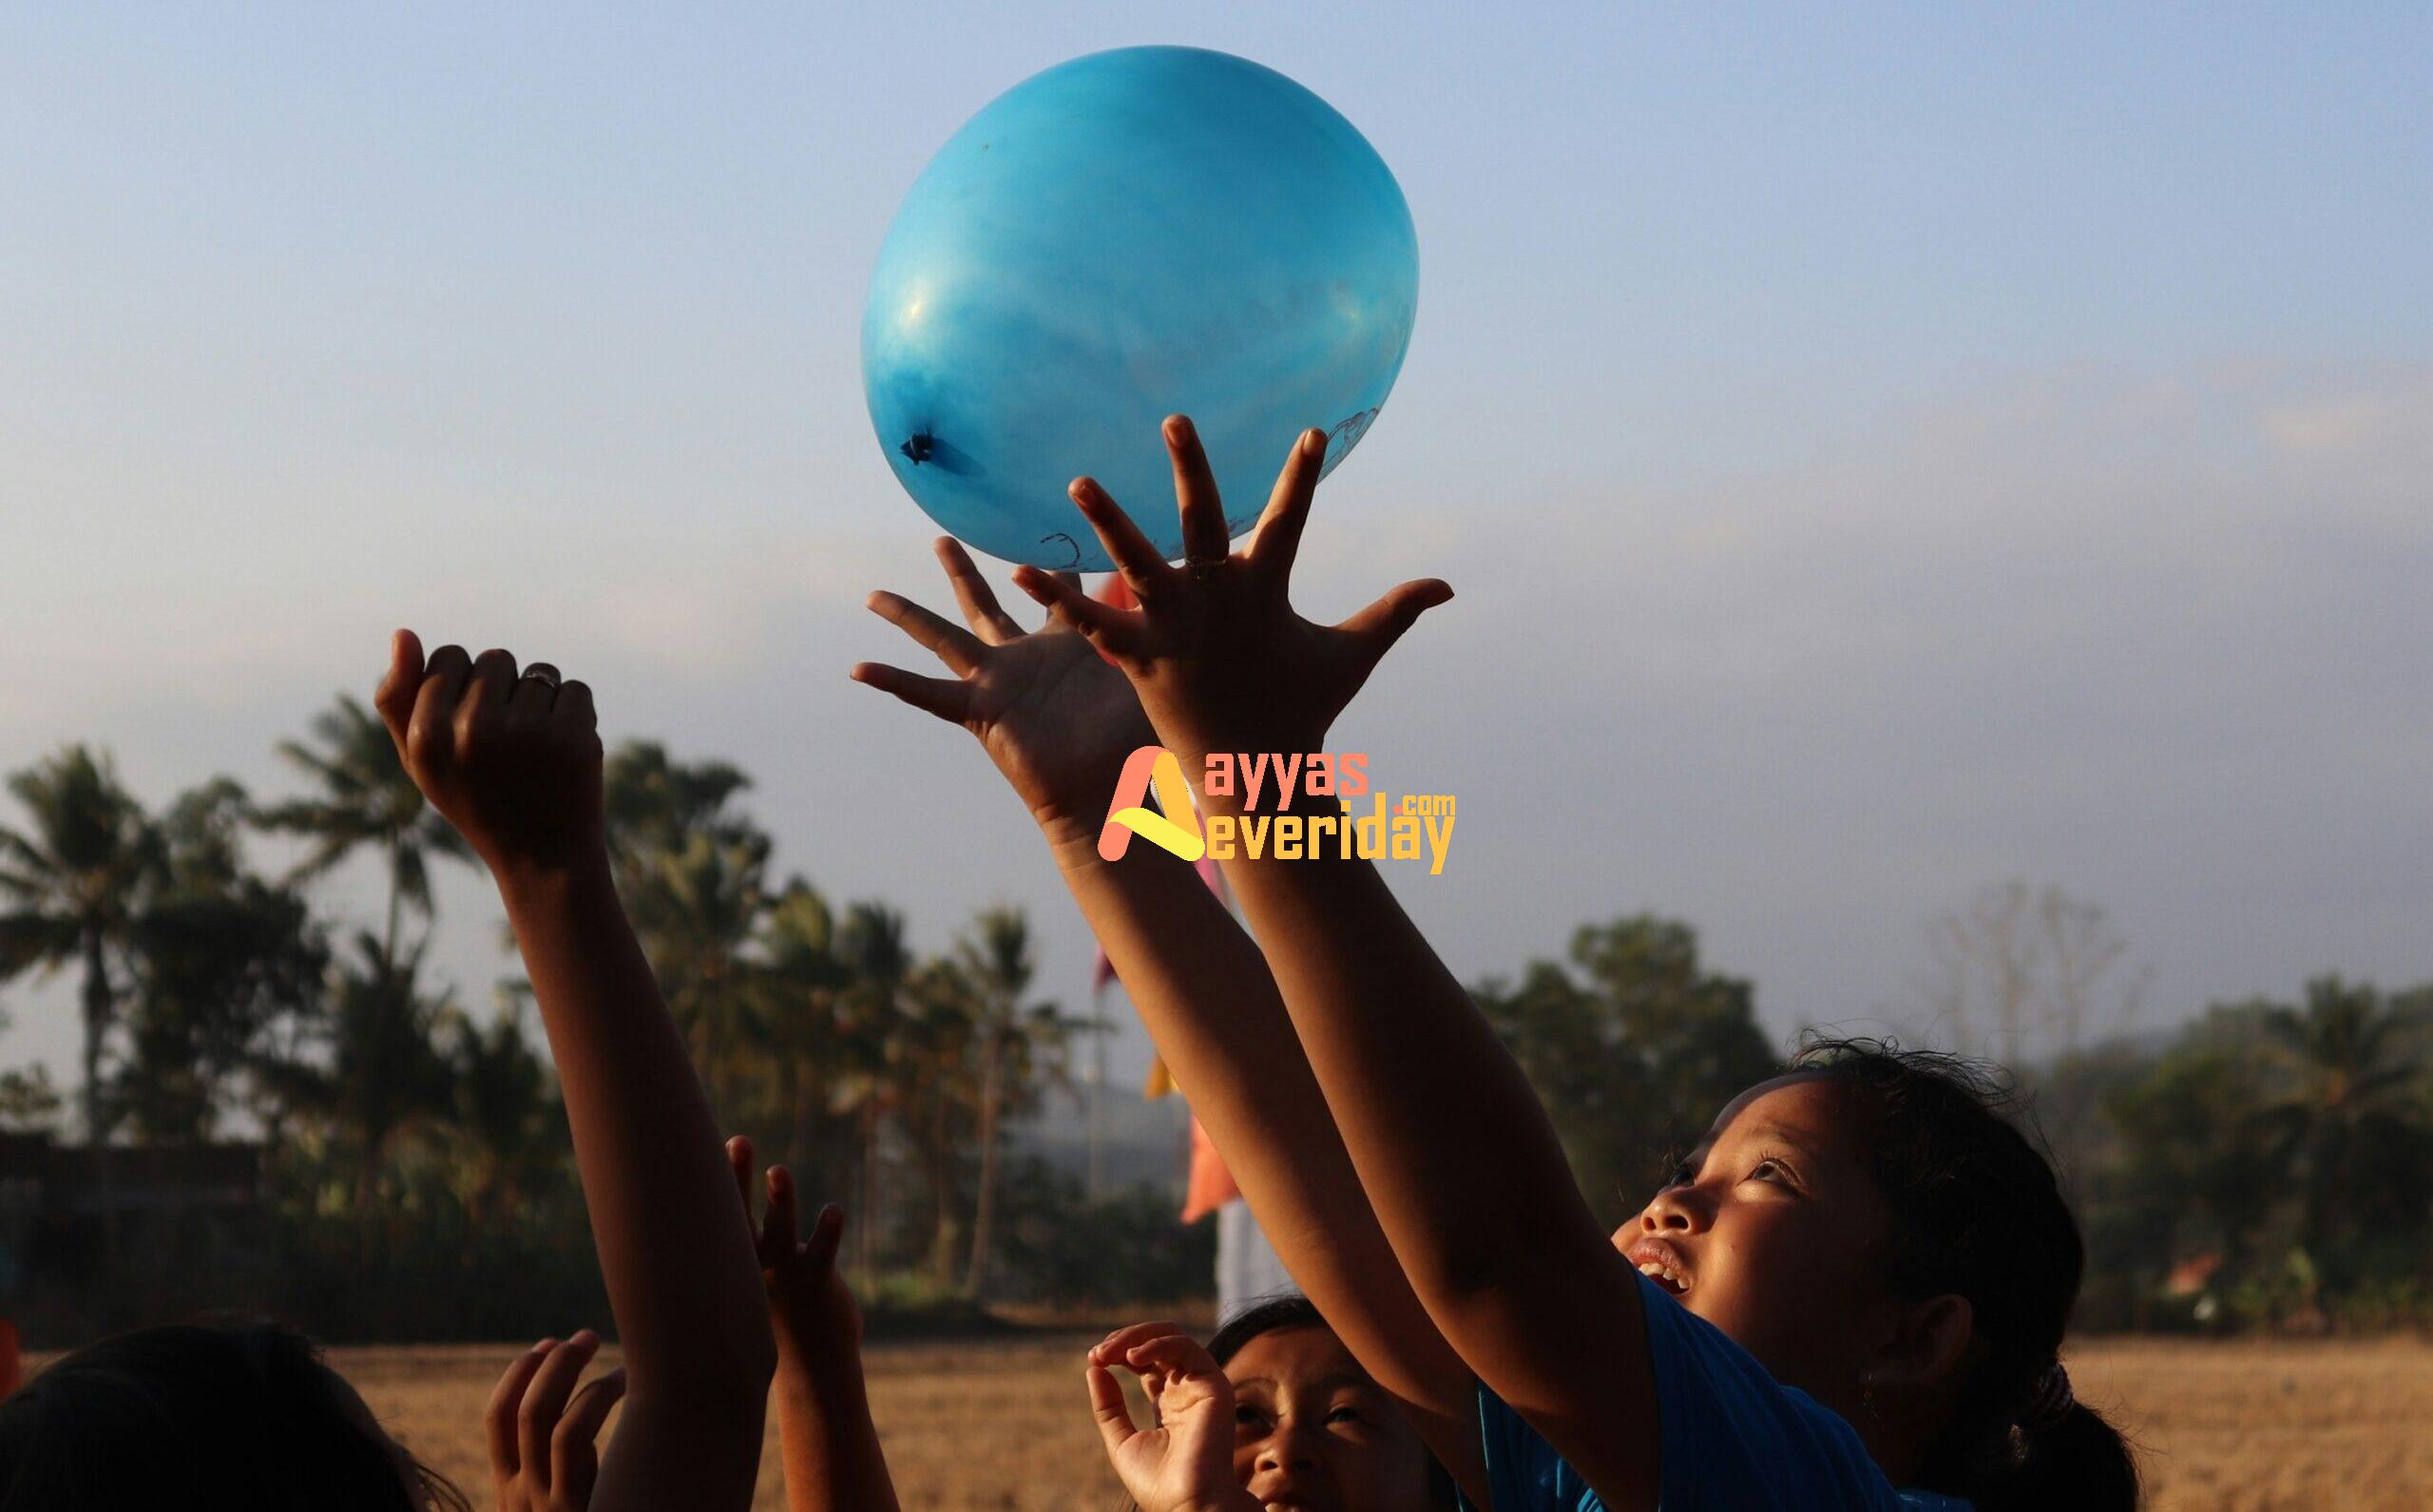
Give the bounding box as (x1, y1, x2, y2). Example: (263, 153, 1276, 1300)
(1223, 1324, 1438, 1512)
(1614, 1073, 1905, 1418)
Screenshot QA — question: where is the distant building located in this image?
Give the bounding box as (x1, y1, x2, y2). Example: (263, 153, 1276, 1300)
(0, 1133, 266, 1308)
(0, 1133, 262, 1217)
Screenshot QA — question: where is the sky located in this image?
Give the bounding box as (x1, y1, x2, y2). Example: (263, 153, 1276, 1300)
(3, 4, 2428, 1099)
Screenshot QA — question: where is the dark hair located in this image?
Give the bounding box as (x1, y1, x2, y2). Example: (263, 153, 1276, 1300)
(1207, 1292, 1331, 1368)
(0, 1318, 470, 1511)
(1789, 1037, 2139, 1512)
(1203, 1294, 1458, 1511)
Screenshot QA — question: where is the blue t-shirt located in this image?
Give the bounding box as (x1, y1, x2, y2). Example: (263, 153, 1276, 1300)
(1465, 1274, 1970, 1512)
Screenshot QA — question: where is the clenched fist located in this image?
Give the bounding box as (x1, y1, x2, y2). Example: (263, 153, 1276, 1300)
(374, 629, 606, 879)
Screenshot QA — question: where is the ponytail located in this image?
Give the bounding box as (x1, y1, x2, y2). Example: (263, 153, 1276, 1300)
(1987, 1396, 2140, 1512)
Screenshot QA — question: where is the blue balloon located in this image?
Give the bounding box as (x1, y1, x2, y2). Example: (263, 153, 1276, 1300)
(862, 47, 1419, 570)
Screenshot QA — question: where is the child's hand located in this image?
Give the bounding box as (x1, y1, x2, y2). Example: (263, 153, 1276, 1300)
(727, 1136, 861, 1373)
(852, 537, 1155, 849)
(487, 1330, 626, 1512)
(374, 630, 605, 878)
(1085, 1321, 1259, 1512)
(1006, 417, 1451, 771)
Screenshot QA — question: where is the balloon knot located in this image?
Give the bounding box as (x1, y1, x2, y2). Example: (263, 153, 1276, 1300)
(901, 430, 936, 465)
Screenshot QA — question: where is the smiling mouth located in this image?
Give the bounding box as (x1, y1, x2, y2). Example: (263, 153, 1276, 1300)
(1627, 1242, 1693, 1295)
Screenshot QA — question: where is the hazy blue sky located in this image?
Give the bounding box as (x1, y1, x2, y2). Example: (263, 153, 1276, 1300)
(4, 5, 2428, 1094)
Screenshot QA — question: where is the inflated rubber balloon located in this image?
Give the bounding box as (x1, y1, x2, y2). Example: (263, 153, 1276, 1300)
(862, 47, 1418, 570)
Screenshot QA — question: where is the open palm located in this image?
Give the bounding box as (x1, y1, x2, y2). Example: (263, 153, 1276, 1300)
(853, 537, 1155, 843)
(1006, 415, 1452, 766)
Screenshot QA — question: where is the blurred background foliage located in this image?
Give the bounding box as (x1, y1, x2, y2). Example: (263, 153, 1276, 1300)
(2, 704, 2427, 1343)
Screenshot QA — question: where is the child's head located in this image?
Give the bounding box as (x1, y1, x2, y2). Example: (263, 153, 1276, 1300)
(1618, 1038, 2137, 1511)
(1204, 1296, 1455, 1512)
(0, 1318, 469, 1510)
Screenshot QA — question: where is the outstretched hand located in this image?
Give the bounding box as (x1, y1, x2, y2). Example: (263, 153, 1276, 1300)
(1085, 1321, 1259, 1512)
(851, 538, 1155, 846)
(1004, 416, 1451, 770)
(487, 1330, 626, 1512)
(729, 1137, 905, 1512)
(373, 630, 605, 879)
(727, 1136, 860, 1369)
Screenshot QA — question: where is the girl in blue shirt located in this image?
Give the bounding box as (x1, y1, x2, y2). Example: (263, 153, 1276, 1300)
(861, 416, 2140, 1512)
(1466, 1041, 2126, 1511)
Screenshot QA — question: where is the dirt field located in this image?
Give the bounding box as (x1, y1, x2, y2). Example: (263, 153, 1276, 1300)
(305, 1332, 2433, 1511)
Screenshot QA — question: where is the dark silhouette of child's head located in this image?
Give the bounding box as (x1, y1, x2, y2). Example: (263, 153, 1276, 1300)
(0, 1317, 469, 1510)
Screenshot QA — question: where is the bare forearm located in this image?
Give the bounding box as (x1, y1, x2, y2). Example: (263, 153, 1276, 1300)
(1187, 790, 1616, 1316)
(1044, 823, 1481, 1484)
(496, 858, 776, 1403)
(775, 1361, 902, 1512)
(1199, 818, 1663, 1502)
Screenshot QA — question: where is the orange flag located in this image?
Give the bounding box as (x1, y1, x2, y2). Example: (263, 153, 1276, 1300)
(1181, 1117, 1243, 1222)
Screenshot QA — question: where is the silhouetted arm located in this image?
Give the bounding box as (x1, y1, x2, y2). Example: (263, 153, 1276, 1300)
(377, 631, 774, 1512)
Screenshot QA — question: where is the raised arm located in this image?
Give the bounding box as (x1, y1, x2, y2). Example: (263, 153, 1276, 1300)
(728, 1138, 902, 1512)
(374, 632, 775, 1512)
(1008, 421, 1663, 1509)
(851, 541, 1485, 1500)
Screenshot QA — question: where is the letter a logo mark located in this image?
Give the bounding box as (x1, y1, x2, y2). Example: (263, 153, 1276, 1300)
(1100, 746, 1205, 862)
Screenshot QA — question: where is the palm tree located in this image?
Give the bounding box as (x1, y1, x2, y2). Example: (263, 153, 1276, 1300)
(259, 933, 456, 1260)
(603, 742, 773, 1120)
(0, 1063, 64, 1135)
(2250, 977, 2430, 1252)
(603, 741, 755, 863)
(833, 901, 913, 1284)
(757, 879, 855, 1183)
(645, 827, 773, 1114)
(256, 696, 469, 963)
(899, 955, 979, 1287)
(443, 991, 562, 1234)
(954, 908, 1067, 1303)
(117, 780, 326, 1142)
(0, 746, 160, 1148)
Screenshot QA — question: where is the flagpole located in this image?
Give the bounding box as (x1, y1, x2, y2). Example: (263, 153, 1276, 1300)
(1088, 977, 1108, 1200)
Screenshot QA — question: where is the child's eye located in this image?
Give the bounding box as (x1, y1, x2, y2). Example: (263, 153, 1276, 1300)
(1663, 1159, 1696, 1188)
(1747, 1157, 1797, 1188)
(1235, 1406, 1270, 1429)
(1327, 1405, 1362, 1425)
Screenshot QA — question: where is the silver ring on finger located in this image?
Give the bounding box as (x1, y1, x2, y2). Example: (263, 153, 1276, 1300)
(521, 667, 561, 691)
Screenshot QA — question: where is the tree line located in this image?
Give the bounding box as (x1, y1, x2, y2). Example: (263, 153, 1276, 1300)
(5, 702, 2429, 1340)
(0, 699, 1206, 1341)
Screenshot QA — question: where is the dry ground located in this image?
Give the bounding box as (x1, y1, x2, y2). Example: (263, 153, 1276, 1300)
(48, 1333, 2433, 1509)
